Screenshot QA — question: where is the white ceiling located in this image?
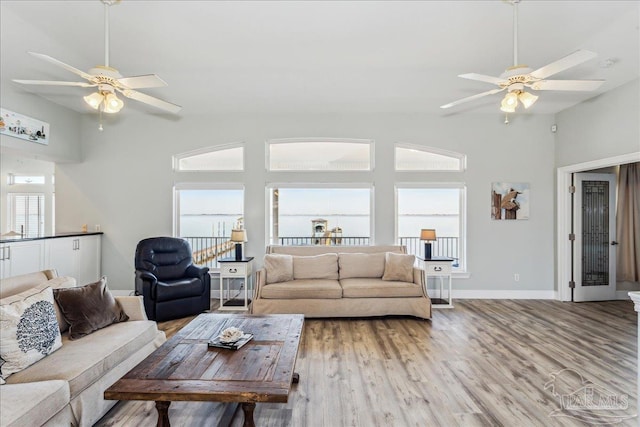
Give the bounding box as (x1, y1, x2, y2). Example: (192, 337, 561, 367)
(1, 1, 638, 116)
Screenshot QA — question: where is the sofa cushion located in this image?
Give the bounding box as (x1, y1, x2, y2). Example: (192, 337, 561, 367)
(260, 279, 343, 299)
(293, 254, 339, 280)
(53, 277, 129, 340)
(340, 278, 424, 298)
(155, 278, 204, 302)
(0, 380, 70, 427)
(264, 254, 294, 284)
(382, 252, 415, 283)
(0, 285, 62, 381)
(338, 252, 386, 279)
(5, 320, 160, 398)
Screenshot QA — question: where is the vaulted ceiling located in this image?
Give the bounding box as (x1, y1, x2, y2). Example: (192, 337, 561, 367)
(1, 1, 638, 116)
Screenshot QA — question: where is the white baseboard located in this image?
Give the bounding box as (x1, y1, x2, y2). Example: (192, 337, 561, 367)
(617, 290, 636, 300)
(452, 290, 558, 300)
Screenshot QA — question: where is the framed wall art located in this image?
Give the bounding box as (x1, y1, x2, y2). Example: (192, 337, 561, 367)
(491, 182, 530, 220)
(0, 108, 49, 145)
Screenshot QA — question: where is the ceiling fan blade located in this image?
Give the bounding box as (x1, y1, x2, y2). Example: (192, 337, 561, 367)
(530, 50, 598, 80)
(458, 73, 508, 86)
(27, 52, 94, 81)
(119, 89, 182, 114)
(117, 74, 168, 89)
(440, 88, 505, 109)
(529, 79, 605, 91)
(13, 79, 96, 88)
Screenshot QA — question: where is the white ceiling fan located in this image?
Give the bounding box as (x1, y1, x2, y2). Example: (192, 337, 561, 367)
(440, 0, 604, 113)
(12, 0, 181, 115)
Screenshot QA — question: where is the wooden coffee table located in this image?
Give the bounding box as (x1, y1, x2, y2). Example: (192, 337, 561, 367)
(104, 313, 304, 427)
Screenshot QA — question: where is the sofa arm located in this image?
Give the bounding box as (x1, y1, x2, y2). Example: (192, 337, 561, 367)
(116, 295, 149, 321)
(413, 267, 426, 294)
(254, 268, 267, 300)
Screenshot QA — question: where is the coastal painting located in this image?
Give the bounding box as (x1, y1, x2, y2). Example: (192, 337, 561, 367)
(0, 108, 49, 145)
(491, 182, 530, 220)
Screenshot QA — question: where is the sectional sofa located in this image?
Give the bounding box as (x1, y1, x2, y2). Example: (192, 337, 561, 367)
(252, 245, 431, 319)
(0, 270, 166, 427)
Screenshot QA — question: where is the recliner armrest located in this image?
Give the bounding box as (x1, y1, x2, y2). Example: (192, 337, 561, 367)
(186, 264, 209, 279)
(136, 270, 158, 284)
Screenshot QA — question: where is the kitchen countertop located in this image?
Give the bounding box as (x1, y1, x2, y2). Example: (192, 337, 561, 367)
(0, 231, 103, 244)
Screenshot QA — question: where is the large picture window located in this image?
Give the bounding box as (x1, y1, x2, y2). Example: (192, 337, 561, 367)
(174, 185, 244, 268)
(268, 185, 372, 245)
(396, 184, 466, 271)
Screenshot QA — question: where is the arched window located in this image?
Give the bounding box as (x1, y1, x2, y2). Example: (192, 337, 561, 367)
(395, 144, 465, 171)
(174, 144, 244, 171)
(267, 138, 373, 171)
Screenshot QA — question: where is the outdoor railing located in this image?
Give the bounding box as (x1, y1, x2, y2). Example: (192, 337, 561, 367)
(184, 235, 459, 269)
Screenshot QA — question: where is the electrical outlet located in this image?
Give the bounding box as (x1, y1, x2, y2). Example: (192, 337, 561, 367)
(514, 273, 520, 282)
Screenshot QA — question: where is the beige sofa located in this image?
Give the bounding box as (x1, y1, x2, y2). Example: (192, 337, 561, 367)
(252, 245, 431, 319)
(0, 270, 166, 427)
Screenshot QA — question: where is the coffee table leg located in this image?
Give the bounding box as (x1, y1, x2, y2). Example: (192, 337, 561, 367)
(292, 372, 300, 384)
(155, 401, 171, 427)
(241, 402, 256, 427)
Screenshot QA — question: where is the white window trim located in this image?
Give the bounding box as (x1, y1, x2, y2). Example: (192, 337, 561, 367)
(173, 183, 245, 237)
(265, 182, 375, 245)
(173, 142, 245, 172)
(395, 143, 466, 172)
(395, 182, 467, 273)
(265, 138, 375, 172)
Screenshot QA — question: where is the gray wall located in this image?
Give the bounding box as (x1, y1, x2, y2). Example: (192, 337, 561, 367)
(555, 78, 640, 167)
(54, 112, 557, 293)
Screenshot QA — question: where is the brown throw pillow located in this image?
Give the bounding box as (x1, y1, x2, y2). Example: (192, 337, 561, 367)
(53, 277, 129, 340)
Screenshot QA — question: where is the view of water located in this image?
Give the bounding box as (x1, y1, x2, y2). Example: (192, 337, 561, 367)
(180, 214, 459, 238)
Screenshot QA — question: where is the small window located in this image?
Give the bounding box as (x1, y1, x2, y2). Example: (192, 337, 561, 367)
(174, 144, 244, 171)
(7, 174, 46, 185)
(395, 144, 465, 171)
(268, 139, 373, 171)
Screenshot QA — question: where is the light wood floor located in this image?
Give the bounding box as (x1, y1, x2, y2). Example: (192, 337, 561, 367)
(96, 300, 637, 427)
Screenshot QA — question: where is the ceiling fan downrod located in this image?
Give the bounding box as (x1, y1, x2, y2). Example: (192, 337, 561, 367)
(101, 0, 120, 67)
(511, 0, 520, 67)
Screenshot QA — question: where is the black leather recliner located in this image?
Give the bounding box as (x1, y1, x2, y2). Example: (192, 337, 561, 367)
(134, 237, 210, 322)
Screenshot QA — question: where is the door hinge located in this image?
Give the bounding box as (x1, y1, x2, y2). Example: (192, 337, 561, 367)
(569, 233, 575, 241)
(569, 281, 575, 289)
(569, 185, 576, 194)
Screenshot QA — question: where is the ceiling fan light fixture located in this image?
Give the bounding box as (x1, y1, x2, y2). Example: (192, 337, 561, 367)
(518, 91, 538, 109)
(84, 91, 104, 109)
(103, 92, 124, 113)
(500, 92, 518, 112)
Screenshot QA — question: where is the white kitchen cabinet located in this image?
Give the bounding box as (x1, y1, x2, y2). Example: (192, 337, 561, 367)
(45, 234, 102, 285)
(0, 240, 46, 279)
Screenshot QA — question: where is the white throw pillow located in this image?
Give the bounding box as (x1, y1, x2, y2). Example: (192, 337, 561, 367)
(382, 252, 415, 282)
(0, 285, 62, 381)
(264, 254, 294, 284)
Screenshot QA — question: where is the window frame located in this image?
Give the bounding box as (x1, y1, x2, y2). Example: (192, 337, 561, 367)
(266, 138, 375, 172)
(395, 182, 467, 273)
(7, 192, 45, 237)
(265, 182, 375, 245)
(394, 143, 466, 172)
(173, 143, 245, 172)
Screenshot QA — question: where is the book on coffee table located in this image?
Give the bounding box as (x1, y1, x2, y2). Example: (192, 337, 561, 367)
(208, 333, 253, 350)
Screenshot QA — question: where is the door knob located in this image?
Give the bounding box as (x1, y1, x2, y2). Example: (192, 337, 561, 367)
(611, 241, 619, 246)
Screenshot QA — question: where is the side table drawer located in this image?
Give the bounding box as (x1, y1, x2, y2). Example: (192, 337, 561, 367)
(425, 262, 451, 275)
(220, 264, 248, 276)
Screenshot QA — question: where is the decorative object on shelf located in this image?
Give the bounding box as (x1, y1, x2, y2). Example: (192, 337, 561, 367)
(420, 229, 437, 259)
(230, 229, 247, 260)
(0, 108, 49, 145)
(491, 182, 530, 220)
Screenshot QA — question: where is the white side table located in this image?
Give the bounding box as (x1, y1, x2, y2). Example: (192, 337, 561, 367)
(420, 257, 454, 308)
(218, 257, 254, 311)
